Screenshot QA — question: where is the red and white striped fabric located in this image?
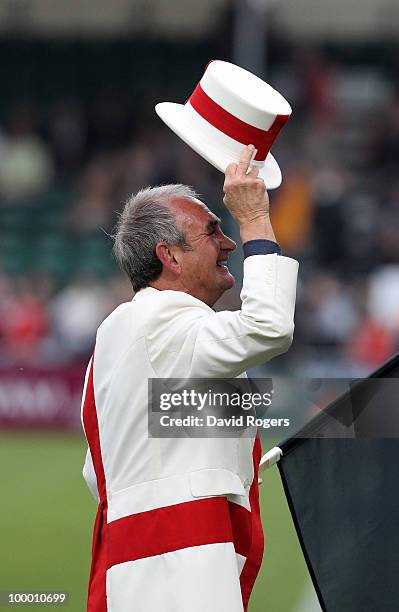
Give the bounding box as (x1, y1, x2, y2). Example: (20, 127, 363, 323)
(81, 252, 298, 611)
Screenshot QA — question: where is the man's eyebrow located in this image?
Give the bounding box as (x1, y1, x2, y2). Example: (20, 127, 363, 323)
(205, 217, 222, 231)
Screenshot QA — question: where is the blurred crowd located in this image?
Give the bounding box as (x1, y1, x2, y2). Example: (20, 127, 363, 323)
(1, 49, 399, 375)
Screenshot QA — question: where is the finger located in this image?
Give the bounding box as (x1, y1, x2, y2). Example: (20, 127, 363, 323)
(247, 164, 259, 178)
(237, 145, 255, 175)
(225, 162, 238, 177)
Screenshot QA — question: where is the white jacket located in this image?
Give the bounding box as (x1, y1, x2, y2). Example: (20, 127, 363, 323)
(82, 253, 298, 612)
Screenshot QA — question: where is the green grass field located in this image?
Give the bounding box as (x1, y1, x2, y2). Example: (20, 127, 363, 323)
(0, 432, 310, 611)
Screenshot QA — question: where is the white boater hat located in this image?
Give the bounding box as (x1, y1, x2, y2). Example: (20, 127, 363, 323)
(155, 60, 292, 189)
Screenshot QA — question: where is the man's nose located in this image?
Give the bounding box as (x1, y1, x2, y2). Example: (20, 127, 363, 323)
(221, 233, 237, 251)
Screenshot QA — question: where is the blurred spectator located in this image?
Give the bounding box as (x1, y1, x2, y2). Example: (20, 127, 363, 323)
(0, 104, 53, 201)
(300, 272, 359, 345)
(369, 92, 399, 178)
(270, 163, 313, 255)
(377, 180, 399, 262)
(298, 48, 338, 128)
(0, 277, 49, 363)
(50, 275, 109, 359)
(89, 89, 132, 151)
(367, 265, 399, 332)
(69, 155, 116, 233)
(345, 320, 396, 368)
(48, 98, 87, 178)
(311, 163, 348, 269)
(116, 140, 157, 199)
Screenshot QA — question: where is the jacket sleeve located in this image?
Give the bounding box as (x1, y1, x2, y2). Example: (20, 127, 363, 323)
(146, 253, 299, 379)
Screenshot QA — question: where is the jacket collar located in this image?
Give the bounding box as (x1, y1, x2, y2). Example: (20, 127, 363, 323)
(132, 286, 159, 301)
(132, 286, 214, 312)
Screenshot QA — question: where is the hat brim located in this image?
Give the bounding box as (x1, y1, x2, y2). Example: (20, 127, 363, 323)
(155, 102, 282, 189)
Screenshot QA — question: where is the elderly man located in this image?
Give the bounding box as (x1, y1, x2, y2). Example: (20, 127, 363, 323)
(81, 145, 298, 612)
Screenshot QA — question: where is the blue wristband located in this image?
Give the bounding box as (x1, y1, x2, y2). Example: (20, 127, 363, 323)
(243, 239, 282, 258)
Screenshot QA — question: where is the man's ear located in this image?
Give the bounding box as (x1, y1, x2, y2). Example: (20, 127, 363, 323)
(155, 242, 181, 275)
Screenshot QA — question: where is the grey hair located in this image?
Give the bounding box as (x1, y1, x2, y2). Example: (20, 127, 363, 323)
(112, 184, 199, 292)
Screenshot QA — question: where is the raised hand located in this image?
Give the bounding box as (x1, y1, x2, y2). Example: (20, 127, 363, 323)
(223, 145, 276, 243)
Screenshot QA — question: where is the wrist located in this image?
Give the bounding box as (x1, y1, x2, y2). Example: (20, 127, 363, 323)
(239, 216, 276, 243)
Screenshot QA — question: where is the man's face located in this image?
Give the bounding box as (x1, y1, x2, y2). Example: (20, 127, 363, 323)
(167, 197, 237, 306)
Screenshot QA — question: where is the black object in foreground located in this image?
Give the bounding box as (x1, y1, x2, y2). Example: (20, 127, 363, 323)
(278, 353, 399, 612)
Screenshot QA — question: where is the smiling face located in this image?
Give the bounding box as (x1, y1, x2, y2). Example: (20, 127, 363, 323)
(163, 197, 237, 306)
